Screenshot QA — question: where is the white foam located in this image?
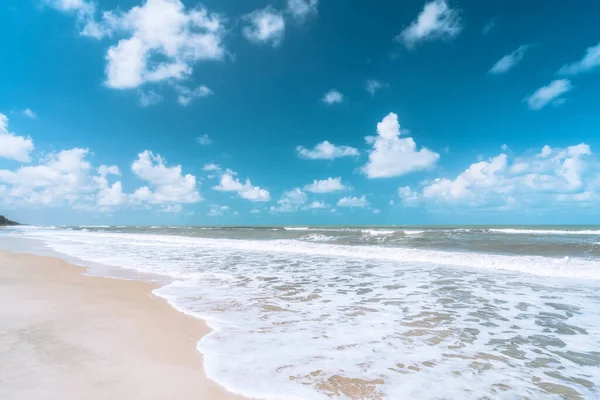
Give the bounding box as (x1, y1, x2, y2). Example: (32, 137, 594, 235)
(23, 229, 600, 280)
(489, 228, 600, 235)
(300, 233, 335, 242)
(4, 227, 600, 399)
(404, 230, 425, 235)
(284, 227, 310, 231)
(361, 229, 395, 236)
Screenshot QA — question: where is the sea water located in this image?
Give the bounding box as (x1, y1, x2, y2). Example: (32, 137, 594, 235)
(1, 225, 599, 399)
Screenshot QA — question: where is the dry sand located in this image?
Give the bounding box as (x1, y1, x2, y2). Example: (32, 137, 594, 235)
(0, 250, 248, 400)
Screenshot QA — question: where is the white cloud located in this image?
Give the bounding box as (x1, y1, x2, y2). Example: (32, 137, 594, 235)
(131, 150, 201, 204)
(202, 163, 221, 171)
(297, 140, 359, 160)
(304, 177, 347, 193)
(196, 134, 213, 146)
(46, 0, 113, 39)
(0, 136, 200, 212)
(489, 44, 532, 74)
(23, 109, 38, 119)
(97, 181, 126, 207)
(366, 80, 387, 95)
(322, 89, 343, 104)
(482, 20, 495, 35)
(97, 165, 121, 176)
(362, 112, 439, 178)
(138, 90, 163, 107)
(337, 195, 368, 208)
(397, 0, 462, 48)
(250, 209, 261, 214)
(0, 113, 35, 162)
(0, 148, 98, 207)
(207, 204, 230, 216)
(558, 41, 600, 75)
(287, 0, 318, 20)
(398, 186, 421, 207)
(372, 209, 381, 214)
(270, 188, 307, 212)
(213, 171, 270, 202)
(160, 203, 182, 213)
(402, 143, 597, 209)
(88, 0, 226, 89)
(307, 200, 327, 209)
(525, 79, 572, 110)
(243, 7, 285, 47)
(281, 188, 308, 204)
(176, 85, 213, 106)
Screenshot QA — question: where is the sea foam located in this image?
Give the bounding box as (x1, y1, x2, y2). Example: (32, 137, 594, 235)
(3, 226, 600, 399)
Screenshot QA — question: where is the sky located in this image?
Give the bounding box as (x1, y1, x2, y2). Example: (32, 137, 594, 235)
(1, 0, 600, 226)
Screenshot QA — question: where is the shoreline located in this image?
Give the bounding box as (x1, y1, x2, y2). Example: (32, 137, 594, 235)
(0, 250, 249, 400)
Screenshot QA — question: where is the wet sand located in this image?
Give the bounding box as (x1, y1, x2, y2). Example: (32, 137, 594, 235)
(0, 250, 248, 400)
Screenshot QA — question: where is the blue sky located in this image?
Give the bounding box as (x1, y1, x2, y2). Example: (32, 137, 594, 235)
(1, 0, 600, 225)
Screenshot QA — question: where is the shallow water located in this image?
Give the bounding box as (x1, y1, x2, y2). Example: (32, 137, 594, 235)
(2, 225, 599, 399)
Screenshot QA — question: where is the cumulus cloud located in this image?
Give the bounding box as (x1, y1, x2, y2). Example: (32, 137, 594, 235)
(0, 113, 35, 162)
(396, 0, 462, 48)
(63, 0, 226, 90)
(0, 133, 200, 212)
(307, 200, 327, 209)
(322, 89, 343, 104)
(558, 41, 600, 75)
(362, 112, 439, 178)
(213, 171, 270, 202)
(489, 44, 532, 74)
(400, 143, 597, 210)
(243, 7, 285, 47)
(296, 140, 359, 160)
(175, 84, 213, 106)
(97, 165, 121, 176)
(196, 134, 213, 146)
(270, 188, 307, 212)
(525, 79, 572, 110)
(207, 204, 230, 216)
(96, 181, 126, 207)
(46, 0, 114, 39)
(304, 177, 347, 193)
(366, 80, 387, 95)
(130, 150, 202, 204)
(337, 195, 368, 208)
(23, 109, 38, 119)
(160, 203, 182, 213)
(138, 90, 163, 107)
(202, 163, 221, 171)
(287, 0, 318, 20)
(0, 148, 98, 207)
(398, 186, 421, 207)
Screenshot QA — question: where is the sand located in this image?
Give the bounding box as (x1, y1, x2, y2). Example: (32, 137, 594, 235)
(0, 250, 248, 400)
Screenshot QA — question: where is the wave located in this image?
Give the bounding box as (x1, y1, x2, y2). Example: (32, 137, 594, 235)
(361, 229, 395, 236)
(489, 228, 600, 235)
(300, 233, 336, 242)
(18, 229, 600, 281)
(284, 227, 311, 231)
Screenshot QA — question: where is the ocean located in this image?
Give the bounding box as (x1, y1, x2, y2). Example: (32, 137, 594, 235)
(1, 225, 599, 399)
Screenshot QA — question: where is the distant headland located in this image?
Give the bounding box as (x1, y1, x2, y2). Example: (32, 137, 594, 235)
(0, 216, 20, 226)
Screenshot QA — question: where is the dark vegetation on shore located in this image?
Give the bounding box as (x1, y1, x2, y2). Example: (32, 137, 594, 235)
(0, 216, 19, 226)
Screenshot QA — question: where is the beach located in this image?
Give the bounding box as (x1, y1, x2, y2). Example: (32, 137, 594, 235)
(0, 250, 246, 400)
(1, 226, 599, 399)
